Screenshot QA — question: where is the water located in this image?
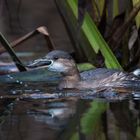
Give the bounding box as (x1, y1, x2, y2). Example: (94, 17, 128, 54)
(0, 82, 140, 140)
(0, 56, 140, 140)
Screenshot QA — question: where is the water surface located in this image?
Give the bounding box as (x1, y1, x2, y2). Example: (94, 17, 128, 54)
(0, 82, 140, 140)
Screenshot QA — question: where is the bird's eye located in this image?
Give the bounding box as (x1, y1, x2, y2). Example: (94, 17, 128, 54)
(54, 56, 58, 60)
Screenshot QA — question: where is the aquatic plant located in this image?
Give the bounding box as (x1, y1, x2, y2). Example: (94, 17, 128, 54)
(56, 0, 140, 71)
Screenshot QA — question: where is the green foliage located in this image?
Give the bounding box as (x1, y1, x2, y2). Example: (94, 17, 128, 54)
(91, 0, 105, 22)
(67, 0, 122, 69)
(77, 63, 95, 72)
(113, 0, 119, 18)
(81, 101, 108, 135)
(82, 13, 122, 69)
(94, 0, 105, 18)
(136, 126, 140, 138)
(132, 0, 140, 29)
(70, 132, 79, 140)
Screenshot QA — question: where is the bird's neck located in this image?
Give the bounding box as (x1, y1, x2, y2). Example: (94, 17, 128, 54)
(58, 68, 81, 89)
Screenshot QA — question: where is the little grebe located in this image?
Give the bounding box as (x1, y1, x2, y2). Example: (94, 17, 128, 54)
(27, 50, 140, 90)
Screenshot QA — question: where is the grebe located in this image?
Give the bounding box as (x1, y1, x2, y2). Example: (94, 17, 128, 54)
(27, 50, 140, 90)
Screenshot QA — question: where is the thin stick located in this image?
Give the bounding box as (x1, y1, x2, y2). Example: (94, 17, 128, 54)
(0, 26, 55, 54)
(0, 32, 27, 71)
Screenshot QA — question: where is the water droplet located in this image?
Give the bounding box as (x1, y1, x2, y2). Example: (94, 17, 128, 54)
(132, 92, 140, 98)
(7, 74, 14, 79)
(0, 96, 3, 99)
(19, 81, 23, 85)
(16, 98, 20, 101)
(12, 90, 16, 94)
(35, 89, 40, 92)
(24, 84, 28, 87)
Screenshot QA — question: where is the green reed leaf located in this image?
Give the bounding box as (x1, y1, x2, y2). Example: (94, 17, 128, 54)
(67, 0, 122, 69)
(132, 0, 140, 29)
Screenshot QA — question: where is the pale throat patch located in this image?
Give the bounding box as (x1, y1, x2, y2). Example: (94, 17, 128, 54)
(48, 62, 67, 72)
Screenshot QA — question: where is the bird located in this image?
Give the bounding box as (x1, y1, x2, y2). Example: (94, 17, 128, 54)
(27, 50, 140, 93)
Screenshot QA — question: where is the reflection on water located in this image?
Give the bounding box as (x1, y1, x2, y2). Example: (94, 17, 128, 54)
(0, 83, 140, 140)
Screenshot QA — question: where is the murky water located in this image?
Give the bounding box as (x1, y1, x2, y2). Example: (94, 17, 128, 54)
(0, 82, 140, 140)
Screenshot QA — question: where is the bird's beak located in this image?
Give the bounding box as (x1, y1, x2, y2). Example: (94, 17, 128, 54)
(26, 59, 53, 68)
